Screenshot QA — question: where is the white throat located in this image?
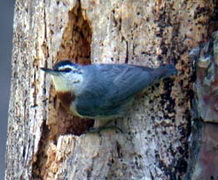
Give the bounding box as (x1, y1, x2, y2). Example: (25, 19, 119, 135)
(52, 73, 83, 95)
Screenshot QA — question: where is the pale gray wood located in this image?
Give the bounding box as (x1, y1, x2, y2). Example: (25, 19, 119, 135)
(5, 0, 217, 179)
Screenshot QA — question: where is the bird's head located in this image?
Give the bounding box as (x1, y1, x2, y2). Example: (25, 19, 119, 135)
(41, 60, 83, 93)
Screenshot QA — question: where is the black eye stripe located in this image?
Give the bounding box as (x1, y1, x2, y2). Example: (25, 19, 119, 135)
(58, 68, 72, 72)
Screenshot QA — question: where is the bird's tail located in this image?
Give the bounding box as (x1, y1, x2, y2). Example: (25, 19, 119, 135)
(155, 64, 177, 79)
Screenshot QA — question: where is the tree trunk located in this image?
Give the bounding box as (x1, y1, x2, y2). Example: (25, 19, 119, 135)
(5, 0, 218, 179)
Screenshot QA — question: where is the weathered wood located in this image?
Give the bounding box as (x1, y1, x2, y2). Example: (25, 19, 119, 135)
(185, 31, 218, 180)
(6, 0, 217, 179)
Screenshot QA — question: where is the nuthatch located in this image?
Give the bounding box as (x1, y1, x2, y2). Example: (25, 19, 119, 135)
(41, 60, 177, 120)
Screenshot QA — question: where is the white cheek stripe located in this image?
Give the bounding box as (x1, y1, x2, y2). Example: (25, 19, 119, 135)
(58, 65, 75, 71)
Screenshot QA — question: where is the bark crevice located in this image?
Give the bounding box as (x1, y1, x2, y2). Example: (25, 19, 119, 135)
(32, 2, 93, 179)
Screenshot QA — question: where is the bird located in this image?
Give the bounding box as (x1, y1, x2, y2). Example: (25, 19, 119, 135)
(41, 60, 177, 127)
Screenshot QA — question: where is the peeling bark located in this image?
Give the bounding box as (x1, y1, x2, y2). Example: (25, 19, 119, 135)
(6, 0, 218, 179)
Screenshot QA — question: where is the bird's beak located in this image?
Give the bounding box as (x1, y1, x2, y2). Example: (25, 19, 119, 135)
(40, 67, 59, 76)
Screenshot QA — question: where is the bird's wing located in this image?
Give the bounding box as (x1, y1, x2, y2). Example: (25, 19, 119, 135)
(109, 65, 154, 100)
(75, 64, 155, 117)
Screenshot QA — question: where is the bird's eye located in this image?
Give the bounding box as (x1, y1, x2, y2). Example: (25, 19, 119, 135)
(62, 68, 72, 72)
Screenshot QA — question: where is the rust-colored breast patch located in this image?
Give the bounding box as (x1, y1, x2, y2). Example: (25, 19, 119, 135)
(56, 91, 76, 110)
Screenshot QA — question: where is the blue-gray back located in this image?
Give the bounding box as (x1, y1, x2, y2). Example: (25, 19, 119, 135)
(75, 64, 175, 118)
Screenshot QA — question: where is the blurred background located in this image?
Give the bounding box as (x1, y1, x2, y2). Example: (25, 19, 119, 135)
(0, 0, 15, 179)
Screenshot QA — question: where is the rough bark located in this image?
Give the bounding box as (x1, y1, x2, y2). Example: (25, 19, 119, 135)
(5, 0, 218, 179)
(185, 31, 218, 180)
